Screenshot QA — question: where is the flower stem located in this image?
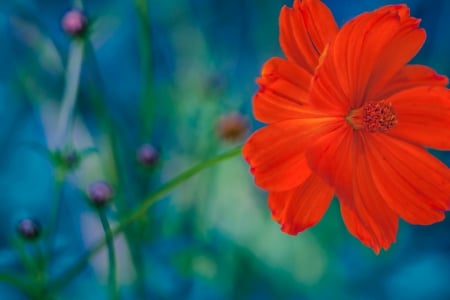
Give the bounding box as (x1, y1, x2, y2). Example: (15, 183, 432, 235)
(45, 176, 65, 256)
(98, 209, 119, 300)
(134, 0, 154, 138)
(117, 146, 243, 231)
(0, 273, 31, 296)
(33, 242, 50, 299)
(55, 39, 84, 147)
(47, 146, 242, 290)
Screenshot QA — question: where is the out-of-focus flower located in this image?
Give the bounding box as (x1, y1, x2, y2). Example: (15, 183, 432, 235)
(243, 0, 450, 253)
(88, 181, 114, 207)
(136, 143, 159, 167)
(216, 112, 249, 142)
(62, 9, 88, 37)
(17, 218, 41, 240)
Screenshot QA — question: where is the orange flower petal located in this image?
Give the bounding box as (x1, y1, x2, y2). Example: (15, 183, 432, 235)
(253, 92, 308, 124)
(387, 86, 450, 150)
(374, 4, 410, 20)
(310, 53, 349, 115)
(364, 134, 450, 224)
(269, 174, 334, 235)
(279, 0, 337, 73)
(295, 0, 338, 53)
(305, 120, 353, 200)
(312, 5, 425, 109)
(254, 58, 317, 123)
(257, 58, 311, 104)
(243, 121, 310, 191)
(306, 126, 399, 253)
(366, 19, 426, 100)
(373, 65, 449, 100)
(350, 133, 398, 253)
(243, 118, 338, 191)
(339, 199, 382, 253)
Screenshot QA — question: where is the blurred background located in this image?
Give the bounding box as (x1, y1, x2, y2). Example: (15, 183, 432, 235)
(1, 0, 450, 299)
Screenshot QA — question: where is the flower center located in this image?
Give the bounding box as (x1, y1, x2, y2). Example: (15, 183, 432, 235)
(346, 101, 397, 133)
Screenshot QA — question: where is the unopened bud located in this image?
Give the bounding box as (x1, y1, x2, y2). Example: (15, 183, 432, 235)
(216, 112, 249, 142)
(55, 147, 80, 171)
(62, 9, 88, 37)
(17, 218, 41, 240)
(87, 181, 113, 207)
(137, 144, 159, 167)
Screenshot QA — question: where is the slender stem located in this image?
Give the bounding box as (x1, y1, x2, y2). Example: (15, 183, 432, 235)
(0, 273, 31, 295)
(117, 16, 150, 287)
(48, 146, 242, 290)
(98, 210, 119, 300)
(118, 146, 243, 231)
(134, 0, 154, 138)
(55, 39, 84, 146)
(7, 239, 50, 299)
(33, 242, 49, 299)
(45, 176, 65, 255)
(11, 238, 37, 276)
(85, 38, 144, 297)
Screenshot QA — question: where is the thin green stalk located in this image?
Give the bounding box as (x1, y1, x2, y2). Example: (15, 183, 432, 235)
(7, 239, 48, 299)
(84, 36, 148, 298)
(55, 39, 84, 146)
(98, 210, 119, 300)
(11, 238, 37, 276)
(118, 146, 243, 230)
(33, 242, 49, 299)
(134, 0, 154, 138)
(45, 177, 65, 256)
(85, 38, 146, 298)
(0, 273, 31, 295)
(48, 146, 242, 290)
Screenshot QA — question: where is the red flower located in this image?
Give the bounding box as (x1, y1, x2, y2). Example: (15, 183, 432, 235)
(243, 0, 450, 253)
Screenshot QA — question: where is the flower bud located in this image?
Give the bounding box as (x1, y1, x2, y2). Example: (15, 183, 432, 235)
(55, 147, 80, 170)
(17, 218, 41, 240)
(216, 112, 249, 142)
(62, 9, 88, 37)
(87, 181, 113, 207)
(136, 144, 159, 167)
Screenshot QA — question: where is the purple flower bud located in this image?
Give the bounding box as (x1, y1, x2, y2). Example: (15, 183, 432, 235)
(62, 9, 88, 36)
(88, 181, 113, 207)
(137, 144, 159, 167)
(17, 218, 41, 240)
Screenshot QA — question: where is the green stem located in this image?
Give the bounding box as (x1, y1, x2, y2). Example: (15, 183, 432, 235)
(45, 177, 65, 256)
(48, 146, 242, 290)
(55, 39, 84, 146)
(98, 210, 119, 300)
(11, 238, 37, 277)
(134, 0, 154, 138)
(0, 273, 31, 296)
(118, 146, 243, 231)
(85, 37, 144, 297)
(33, 242, 49, 299)
(119, 3, 152, 284)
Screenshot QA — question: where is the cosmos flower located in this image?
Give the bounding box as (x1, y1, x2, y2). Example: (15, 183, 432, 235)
(243, 0, 450, 253)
